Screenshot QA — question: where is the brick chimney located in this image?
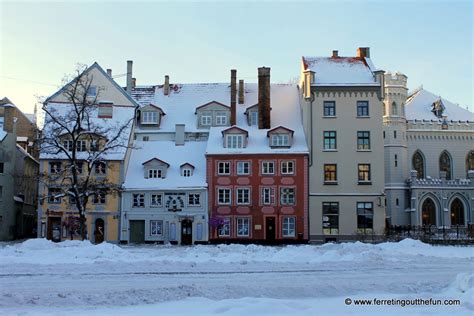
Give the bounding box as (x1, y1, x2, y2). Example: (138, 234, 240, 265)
(332, 50, 338, 58)
(238, 79, 244, 104)
(126, 60, 133, 93)
(230, 69, 237, 126)
(132, 78, 136, 89)
(258, 67, 271, 129)
(356, 47, 370, 58)
(106, 69, 112, 77)
(164, 75, 170, 96)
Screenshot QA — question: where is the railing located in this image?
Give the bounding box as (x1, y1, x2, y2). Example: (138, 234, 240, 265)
(386, 225, 473, 244)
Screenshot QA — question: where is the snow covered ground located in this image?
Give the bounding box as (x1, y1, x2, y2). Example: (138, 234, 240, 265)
(0, 239, 472, 315)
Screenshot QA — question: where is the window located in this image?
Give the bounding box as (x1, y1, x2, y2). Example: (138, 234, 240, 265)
(383, 131, 386, 139)
(236, 161, 250, 175)
(280, 187, 295, 205)
(393, 131, 397, 139)
(142, 136, 149, 142)
(93, 190, 106, 204)
(250, 111, 258, 125)
(357, 101, 369, 117)
(94, 161, 107, 175)
(412, 151, 425, 179)
(150, 194, 163, 207)
(396, 198, 399, 206)
(391, 102, 398, 115)
(90, 140, 99, 151)
(77, 140, 86, 152)
(236, 188, 251, 205)
(281, 161, 294, 175)
(226, 134, 244, 148)
(357, 202, 374, 233)
(201, 112, 212, 126)
(323, 131, 337, 150)
(86, 86, 97, 97)
(218, 218, 231, 237)
(132, 193, 145, 207)
(467, 151, 474, 176)
(323, 202, 339, 234)
(358, 164, 371, 183)
(282, 217, 296, 237)
(48, 188, 62, 204)
(394, 154, 398, 167)
(0, 162, 3, 174)
(324, 164, 337, 183)
(357, 131, 371, 150)
(439, 151, 452, 180)
(271, 134, 290, 147)
(261, 161, 275, 175)
(150, 220, 163, 236)
(216, 112, 228, 125)
(218, 188, 231, 205)
(182, 168, 192, 177)
(98, 104, 113, 118)
(49, 162, 62, 174)
(148, 169, 162, 178)
(261, 187, 275, 205)
(236, 218, 250, 237)
(188, 193, 201, 206)
(323, 101, 336, 117)
(141, 111, 158, 124)
(63, 140, 73, 151)
(218, 161, 231, 175)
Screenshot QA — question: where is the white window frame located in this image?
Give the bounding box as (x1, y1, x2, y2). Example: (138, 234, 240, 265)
(201, 111, 212, 126)
(150, 220, 163, 236)
(236, 217, 250, 237)
(141, 111, 158, 124)
(280, 187, 295, 205)
(76, 140, 87, 152)
(216, 112, 228, 126)
(261, 161, 275, 175)
(150, 194, 163, 208)
(281, 161, 294, 175)
(261, 187, 275, 205)
(218, 218, 231, 237)
(132, 193, 145, 207)
(250, 111, 258, 126)
(226, 134, 244, 148)
(236, 161, 250, 175)
(182, 168, 192, 177)
(217, 188, 231, 205)
(148, 169, 162, 178)
(271, 134, 289, 147)
(282, 217, 296, 237)
(236, 187, 251, 205)
(63, 140, 73, 151)
(217, 161, 231, 175)
(188, 193, 201, 207)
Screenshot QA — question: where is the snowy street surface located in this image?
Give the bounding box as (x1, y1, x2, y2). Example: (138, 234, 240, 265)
(0, 239, 472, 315)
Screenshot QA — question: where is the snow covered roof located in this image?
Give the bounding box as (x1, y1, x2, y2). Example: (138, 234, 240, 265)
(206, 84, 308, 155)
(302, 56, 379, 86)
(405, 88, 474, 121)
(16, 143, 39, 164)
(123, 140, 207, 190)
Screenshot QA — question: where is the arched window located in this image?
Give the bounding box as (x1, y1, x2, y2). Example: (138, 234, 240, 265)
(439, 151, 452, 180)
(421, 198, 436, 226)
(391, 102, 398, 115)
(450, 198, 465, 226)
(466, 151, 474, 176)
(412, 151, 425, 179)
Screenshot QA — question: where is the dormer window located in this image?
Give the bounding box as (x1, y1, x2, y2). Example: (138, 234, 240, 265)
(183, 169, 192, 177)
(216, 112, 227, 126)
(142, 158, 170, 179)
(138, 104, 165, 126)
(195, 101, 230, 128)
(267, 126, 294, 148)
(250, 111, 258, 126)
(271, 134, 289, 147)
(244, 104, 259, 126)
(227, 134, 244, 148)
(148, 169, 162, 178)
(63, 140, 73, 151)
(180, 163, 195, 177)
(142, 111, 158, 124)
(201, 112, 212, 126)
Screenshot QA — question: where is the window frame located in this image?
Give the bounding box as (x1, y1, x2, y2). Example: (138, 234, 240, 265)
(150, 193, 163, 208)
(324, 164, 337, 184)
(94, 161, 107, 175)
(261, 161, 275, 175)
(358, 164, 371, 184)
(93, 190, 106, 204)
(322, 202, 339, 235)
(141, 111, 158, 124)
(148, 169, 162, 179)
(323, 101, 336, 117)
(215, 111, 228, 126)
(236, 217, 250, 237)
(132, 193, 145, 208)
(323, 131, 337, 150)
(282, 217, 296, 237)
(356, 101, 369, 117)
(261, 187, 275, 205)
(201, 111, 212, 126)
(226, 134, 244, 148)
(236, 161, 250, 175)
(357, 202, 374, 233)
(217, 188, 231, 205)
(218, 218, 231, 237)
(236, 187, 251, 205)
(49, 162, 62, 174)
(188, 193, 201, 207)
(357, 131, 371, 151)
(281, 160, 295, 175)
(280, 187, 296, 205)
(150, 220, 163, 236)
(48, 188, 62, 204)
(271, 134, 290, 147)
(217, 161, 231, 175)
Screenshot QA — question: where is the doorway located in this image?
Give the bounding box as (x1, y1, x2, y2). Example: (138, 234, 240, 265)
(129, 220, 145, 243)
(47, 217, 61, 242)
(94, 218, 105, 244)
(265, 217, 275, 241)
(181, 219, 193, 245)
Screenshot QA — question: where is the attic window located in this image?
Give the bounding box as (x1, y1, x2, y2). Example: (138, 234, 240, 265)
(271, 134, 290, 147)
(182, 168, 193, 177)
(250, 111, 258, 126)
(226, 134, 244, 148)
(148, 169, 163, 178)
(98, 104, 113, 118)
(86, 86, 97, 97)
(142, 111, 158, 124)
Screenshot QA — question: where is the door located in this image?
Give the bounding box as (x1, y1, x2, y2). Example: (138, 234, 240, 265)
(47, 217, 61, 242)
(181, 220, 193, 245)
(129, 220, 145, 243)
(265, 217, 275, 241)
(94, 218, 105, 244)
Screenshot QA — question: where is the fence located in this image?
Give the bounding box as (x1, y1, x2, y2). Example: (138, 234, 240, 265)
(386, 225, 474, 244)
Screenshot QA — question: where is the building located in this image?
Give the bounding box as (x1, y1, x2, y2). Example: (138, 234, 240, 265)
(0, 99, 39, 241)
(300, 48, 386, 243)
(383, 74, 474, 228)
(206, 68, 309, 243)
(37, 62, 136, 243)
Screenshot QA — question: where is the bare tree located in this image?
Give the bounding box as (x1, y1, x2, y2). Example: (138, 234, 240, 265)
(39, 64, 133, 241)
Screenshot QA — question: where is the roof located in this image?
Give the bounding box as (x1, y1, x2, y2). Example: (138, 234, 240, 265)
(302, 56, 379, 86)
(16, 144, 39, 164)
(221, 126, 249, 136)
(405, 88, 474, 121)
(124, 141, 207, 190)
(267, 126, 294, 136)
(206, 84, 308, 155)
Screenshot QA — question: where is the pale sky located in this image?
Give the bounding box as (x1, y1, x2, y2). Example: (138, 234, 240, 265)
(1, 0, 472, 115)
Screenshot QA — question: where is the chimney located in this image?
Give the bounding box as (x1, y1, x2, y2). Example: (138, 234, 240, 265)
(332, 50, 338, 58)
(175, 124, 185, 146)
(164, 75, 170, 96)
(106, 69, 112, 77)
(356, 47, 370, 58)
(126, 60, 133, 93)
(258, 67, 271, 129)
(3, 103, 15, 133)
(238, 79, 244, 104)
(132, 78, 136, 89)
(230, 69, 237, 126)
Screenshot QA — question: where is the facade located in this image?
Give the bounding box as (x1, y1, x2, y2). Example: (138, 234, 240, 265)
(37, 63, 136, 243)
(206, 68, 309, 243)
(300, 48, 386, 243)
(0, 99, 39, 240)
(383, 75, 474, 228)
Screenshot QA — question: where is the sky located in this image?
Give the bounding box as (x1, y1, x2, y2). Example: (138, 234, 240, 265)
(0, 0, 472, 116)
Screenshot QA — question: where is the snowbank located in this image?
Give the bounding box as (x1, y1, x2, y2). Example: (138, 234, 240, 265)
(0, 238, 472, 265)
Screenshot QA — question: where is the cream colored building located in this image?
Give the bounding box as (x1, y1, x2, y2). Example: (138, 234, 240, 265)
(300, 48, 386, 243)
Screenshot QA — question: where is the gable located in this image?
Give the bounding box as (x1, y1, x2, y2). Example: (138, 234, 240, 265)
(142, 157, 170, 168)
(221, 126, 248, 136)
(195, 101, 230, 113)
(267, 126, 295, 137)
(140, 103, 165, 114)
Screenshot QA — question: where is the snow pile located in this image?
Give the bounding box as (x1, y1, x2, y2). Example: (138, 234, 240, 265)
(444, 273, 474, 310)
(1, 238, 472, 266)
